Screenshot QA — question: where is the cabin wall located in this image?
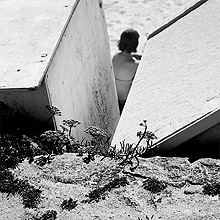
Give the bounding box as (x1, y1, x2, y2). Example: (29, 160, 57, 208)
(112, 0, 220, 152)
(45, 0, 119, 140)
(0, 80, 52, 133)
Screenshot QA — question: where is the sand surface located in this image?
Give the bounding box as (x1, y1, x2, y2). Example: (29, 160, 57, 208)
(103, 0, 199, 56)
(2, 1, 218, 219)
(2, 154, 219, 219)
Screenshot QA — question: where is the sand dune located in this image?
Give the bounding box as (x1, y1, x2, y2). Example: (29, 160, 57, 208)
(103, 0, 199, 56)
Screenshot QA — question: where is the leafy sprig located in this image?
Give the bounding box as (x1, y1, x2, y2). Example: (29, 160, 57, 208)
(45, 105, 61, 125)
(82, 120, 157, 171)
(106, 120, 157, 171)
(63, 119, 81, 135)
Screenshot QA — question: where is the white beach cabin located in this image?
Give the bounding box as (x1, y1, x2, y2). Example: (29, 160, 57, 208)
(0, 0, 120, 138)
(112, 0, 220, 159)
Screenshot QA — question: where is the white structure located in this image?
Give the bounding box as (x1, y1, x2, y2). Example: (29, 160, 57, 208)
(0, 0, 120, 138)
(112, 0, 219, 155)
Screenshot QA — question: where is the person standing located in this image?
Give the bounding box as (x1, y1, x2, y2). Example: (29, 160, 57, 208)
(112, 29, 141, 114)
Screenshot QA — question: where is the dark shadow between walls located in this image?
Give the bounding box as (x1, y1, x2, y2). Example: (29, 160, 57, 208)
(142, 123, 220, 163)
(155, 142, 220, 163)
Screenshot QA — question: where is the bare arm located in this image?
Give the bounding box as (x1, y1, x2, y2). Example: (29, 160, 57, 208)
(132, 54, 142, 60)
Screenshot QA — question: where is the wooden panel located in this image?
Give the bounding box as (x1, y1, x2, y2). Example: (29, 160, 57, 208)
(0, 0, 77, 89)
(112, 0, 220, 149)
(155, 109, 220, 151)
(45, 0, 119, 140)
(0, 80, 52, 133)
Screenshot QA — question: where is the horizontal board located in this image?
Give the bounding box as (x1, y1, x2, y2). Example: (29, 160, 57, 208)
(0, 0, 77, 89)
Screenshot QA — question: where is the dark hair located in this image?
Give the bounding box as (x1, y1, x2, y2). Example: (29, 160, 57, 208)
(117, 29, 140, 53)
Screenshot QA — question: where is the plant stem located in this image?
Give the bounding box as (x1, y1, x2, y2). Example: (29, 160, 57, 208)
(69, 127, 72, 136)
(133, 124, 148, 152)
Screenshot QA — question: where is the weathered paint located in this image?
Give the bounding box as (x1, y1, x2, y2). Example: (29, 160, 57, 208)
(0, 0, 120, 138)
(45, 0, 119, 140)
(0, 0, 75, 89)
(112, 0, 220, 150)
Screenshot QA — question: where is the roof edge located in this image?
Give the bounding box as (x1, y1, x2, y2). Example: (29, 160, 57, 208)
(0, 0, 81, 91)
(38, 0, 81, 87)
(147, 0, 208, 40)
(154, 108, 220, 151)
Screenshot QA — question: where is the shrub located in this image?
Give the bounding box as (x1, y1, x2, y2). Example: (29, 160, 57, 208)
(20, 184, 42, 208)
(142, 177, 167, 193)
(38, 210, 57, 220)
(0, 169, 15, 193)
(40, 130, 72, 155)
(0, 134, 23, 169)
(203, 181, 220, 196)
(0, 169, 42, 208)
(104, 120, 157, 171)
(60, 197, 77, 211)
(85, 176, 128, 203)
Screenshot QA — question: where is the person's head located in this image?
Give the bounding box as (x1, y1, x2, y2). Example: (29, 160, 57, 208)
(117, 29, 140, 53)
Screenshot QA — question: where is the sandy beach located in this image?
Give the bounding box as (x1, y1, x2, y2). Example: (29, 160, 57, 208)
(103, 0, 198, 56)
(1, 1, 220, 219)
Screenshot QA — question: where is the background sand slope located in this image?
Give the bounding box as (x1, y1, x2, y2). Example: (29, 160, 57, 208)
(103, 0, 199, 56)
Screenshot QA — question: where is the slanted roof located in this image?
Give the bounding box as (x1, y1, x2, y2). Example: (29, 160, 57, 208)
(0, 0, 77, 90)
(112, 0, 220, 150)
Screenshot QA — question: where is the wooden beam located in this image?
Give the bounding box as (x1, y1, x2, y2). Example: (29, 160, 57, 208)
(154, 108, 220, 151)
(148, 0, 208, 40)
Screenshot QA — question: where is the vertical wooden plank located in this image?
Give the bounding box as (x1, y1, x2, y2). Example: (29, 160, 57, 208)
(46, 0, 120, 140)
